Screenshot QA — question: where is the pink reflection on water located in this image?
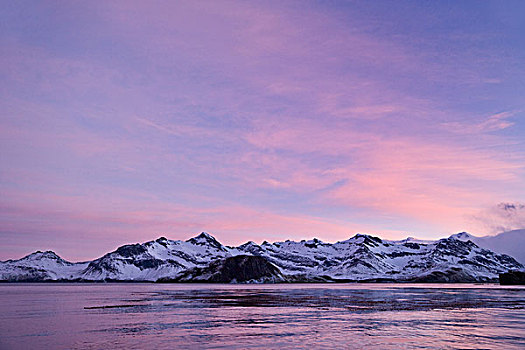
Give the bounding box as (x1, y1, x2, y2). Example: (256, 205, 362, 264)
(0, 284, 524, 349)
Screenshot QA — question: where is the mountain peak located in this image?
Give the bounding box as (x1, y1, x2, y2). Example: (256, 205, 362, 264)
(186, 232, 225, 250)
(347, 233, 383, 245)
(197, 232, 215, 239)
(24, 250, 61, 260)
(190, 232, 218, 242)
(14, 250, 71, 265)
(449, 232, 474, 241)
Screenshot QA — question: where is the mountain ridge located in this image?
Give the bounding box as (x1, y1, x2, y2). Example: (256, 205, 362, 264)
(1, 232, 523, 283)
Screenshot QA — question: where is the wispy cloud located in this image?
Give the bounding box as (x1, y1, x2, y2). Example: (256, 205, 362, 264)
(442, 111, 518, 134)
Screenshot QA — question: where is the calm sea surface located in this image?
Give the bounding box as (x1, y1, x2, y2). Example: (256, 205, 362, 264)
(0, 283, 524, 349)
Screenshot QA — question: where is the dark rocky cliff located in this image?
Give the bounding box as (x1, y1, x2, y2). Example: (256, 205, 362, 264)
(158, 255, 284, 283)
(499, 271, 525, 285)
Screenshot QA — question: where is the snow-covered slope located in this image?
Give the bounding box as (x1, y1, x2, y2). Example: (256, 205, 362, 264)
(237, 234, 521, 282)
(0, 251, 88, 281)
(451, 230, 525, 264)
(1, 232, 522, 282)
(81, 233, 231, 281)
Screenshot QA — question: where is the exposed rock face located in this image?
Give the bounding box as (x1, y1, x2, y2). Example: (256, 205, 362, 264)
(499, 271, 525, 285)
(159, 255, 284, 283)
(406, 267, 485, 283)
(0, 266, 54, 282)
(235, 235, 522, 282)
(1, 232, 523, 283)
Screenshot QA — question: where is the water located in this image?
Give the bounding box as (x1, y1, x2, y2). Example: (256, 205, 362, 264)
(0, 284, 524, 349)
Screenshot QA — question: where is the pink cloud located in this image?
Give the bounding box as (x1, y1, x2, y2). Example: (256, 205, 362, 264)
(237, 115, 525, 232)
(1, 187, 409, 261)
(2, 1, 524, 261)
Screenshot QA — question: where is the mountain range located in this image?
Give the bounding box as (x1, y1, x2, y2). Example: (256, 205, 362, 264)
(1, 231, 523, 283)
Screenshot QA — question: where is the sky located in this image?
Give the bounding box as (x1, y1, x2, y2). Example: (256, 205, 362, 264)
(1, 1, 525, 261)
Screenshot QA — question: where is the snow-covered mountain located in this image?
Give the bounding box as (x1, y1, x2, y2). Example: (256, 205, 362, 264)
(1, 232, 523, 283)
(0, 251, 89, 281)
(81, 234, 230, 281)
(451, 229, 525, 264)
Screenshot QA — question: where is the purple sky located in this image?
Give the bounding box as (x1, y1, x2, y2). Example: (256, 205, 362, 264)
(1, 1, 525, 261)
